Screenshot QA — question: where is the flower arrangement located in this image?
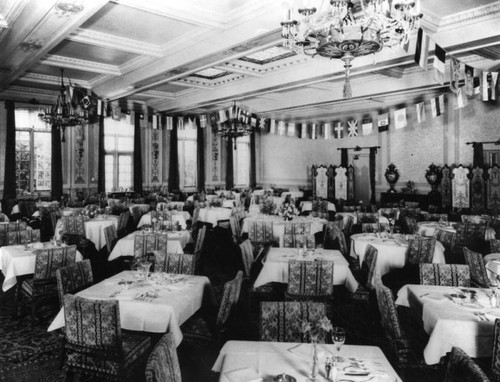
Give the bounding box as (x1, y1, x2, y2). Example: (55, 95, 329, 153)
(278, 202, 298, 221)
(260, 196, 277, 215)
(208, 198, 223, 208)
(301, 316, 333, 342)
(81, 204, 100, 219)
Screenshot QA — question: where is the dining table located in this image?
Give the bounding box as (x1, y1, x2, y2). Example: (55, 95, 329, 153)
(241, 215, 327, 247)
(299, 200, 336, 213)
(395, 284, 500, 364)
(213, 340, 401, 382)
(350, 233, 446, 277)
(335, 212, 390, 227)
(417, 221, 496, 240)
(137, 211, 190, 230)
(107, 230, 186, 261)
(253, 247, 359, 292)
(197, 207, 232, 226)
(48, 270, 217, 346)
(0, 242, 83, 291)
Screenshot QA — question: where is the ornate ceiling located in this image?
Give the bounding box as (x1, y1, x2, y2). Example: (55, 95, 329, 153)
(0, 0, 499, 122)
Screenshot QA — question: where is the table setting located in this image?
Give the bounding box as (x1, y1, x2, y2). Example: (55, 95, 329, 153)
(396, 284, 500, 364)
(417, 221, 455, 237)
(253, 247, 359, 293)
(48, 270, 217, 345)
(137, 211, 190, 229)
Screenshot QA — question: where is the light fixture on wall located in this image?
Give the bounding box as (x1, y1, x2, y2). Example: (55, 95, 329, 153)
(38, 69, 88, 142)
(216, 101, 253, 149)
(281, 0, 422, 98)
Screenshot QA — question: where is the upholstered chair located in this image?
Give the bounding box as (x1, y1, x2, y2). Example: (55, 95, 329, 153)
(406, 236, 436, 265)
(463, 247, 492, 288)
(419, 264, 470, 287)
(239, 239, 254, 277)
(434, 228, 457, 263)
(55, 259, 93, 306)
(356, 212, 378, 223)
(444, 346, 490, 382)
(323, 223, 348, 257)
(145, 333, 181, 382)
(104, 225, 118, 254)
(492, 318, 500, 382)
(61, 215, 85, 236)
(153, 251, 196, 275)
(63, 295, 151, 381)
(286, 260, 334, 301)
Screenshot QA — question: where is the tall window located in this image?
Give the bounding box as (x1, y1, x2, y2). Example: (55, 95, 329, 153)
(233, 135, 250, 187)
(104, 117, 134, 191)
(15, 108, 52, 193)
(178, 124, 197, 189)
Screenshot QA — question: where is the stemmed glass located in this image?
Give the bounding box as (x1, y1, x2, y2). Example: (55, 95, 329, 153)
(331, 327, 345, 363)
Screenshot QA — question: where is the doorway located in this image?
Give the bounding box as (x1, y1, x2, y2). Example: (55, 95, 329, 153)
(350, 153, 371, 207)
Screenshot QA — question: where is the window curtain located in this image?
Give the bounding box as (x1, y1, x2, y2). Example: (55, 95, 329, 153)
(225, 137, 234, 190)
(369, 147, 377, 205)
(133, 112, 143, 194)
(340, 148, 348, 168)
(97, 115, 105, 193)
(51, 126, 63, 201)
(3, 101, 16, 202)
(472, 142, 484, 168)
(250, 128, 257, 188)
(168, 118, 179, 192)
(196, 117, 205, 192)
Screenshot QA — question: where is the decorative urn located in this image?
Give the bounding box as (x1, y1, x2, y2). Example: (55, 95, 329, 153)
(425, 163, 442, 195)
(384, 163, 399, 193)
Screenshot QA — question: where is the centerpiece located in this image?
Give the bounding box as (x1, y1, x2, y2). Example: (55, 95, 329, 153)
(81, 204, 100, 219)
(260, 196, 277, 215)
(278, 201, 298, 221)
(301, 316, 333, 382)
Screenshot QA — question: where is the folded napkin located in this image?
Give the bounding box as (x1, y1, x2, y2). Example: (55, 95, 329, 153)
(224, 368, 262, 382)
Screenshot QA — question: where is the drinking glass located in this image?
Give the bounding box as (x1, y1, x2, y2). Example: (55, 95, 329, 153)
(331, 327, 345, 363)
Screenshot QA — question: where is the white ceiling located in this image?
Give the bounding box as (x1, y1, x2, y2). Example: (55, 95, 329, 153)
(0, 0, 499, 122)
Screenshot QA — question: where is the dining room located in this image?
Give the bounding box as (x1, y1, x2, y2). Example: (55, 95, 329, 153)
(1, 0, 500, 381)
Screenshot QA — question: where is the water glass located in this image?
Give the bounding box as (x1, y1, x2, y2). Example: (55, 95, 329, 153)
(331, 327, 346, 363)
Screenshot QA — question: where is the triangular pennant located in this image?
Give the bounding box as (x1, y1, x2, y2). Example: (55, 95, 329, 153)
(270, 119, 276, 134)
(277, 121, 286, 136)
(482, 71, 490, 101)
(97, 99, 102, 116)
(465, 65, 474, 96)
(218, 109, 228, 123)
(177, 117, 184, 130)
(491, 72, 499, 100)
(324, 123, 331, 139)
(311, 123, 317, 139)
(347, 120, 358, 137)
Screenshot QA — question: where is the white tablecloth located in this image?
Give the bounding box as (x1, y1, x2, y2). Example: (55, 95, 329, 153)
(0, 243, 83, 291)
(48, 271, 216, 345)
(84, 216, 119, 251)
(418, 221, 496, 240)
(241, 215, 327, 247)
(198, 207, 232, 226)
(396, 284, 499, 364)
(299, 201, 336, 213)
(213, 341, 401, 382)
(61, 208, 83, 216)
(137, 211, 189, 230)
(129, 203, 150, 214)
(253, 247, 358, 292)
(336, 212, 389, 226)
(350, 233, 445, 277)
(108, 231, 184, 261)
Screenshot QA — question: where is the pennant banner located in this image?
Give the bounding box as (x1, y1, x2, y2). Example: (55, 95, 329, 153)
(414, 27, 430, 70)
(416, 102, 426, 123)
(347, 120, 358, 137)
(393, 108, 407, 130)
(433, 44, 446, 84)
(362, 118, 373, 135)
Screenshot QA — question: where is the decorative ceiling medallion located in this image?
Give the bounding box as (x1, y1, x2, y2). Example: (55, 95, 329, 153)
(20, 39, 43, 52)
(54, 1, 84, 16)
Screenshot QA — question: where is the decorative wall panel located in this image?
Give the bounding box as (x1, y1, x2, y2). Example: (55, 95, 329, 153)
(327, 165, 335, 201)
(440, 165, 452, 210)
(470, 167, 485, 213)
(487, 165, 500, 213)
(74, 126, 85, 184)
(312, 165, 328, 199)
(347, 165, 355, 202)
(335, 166, 348, 201)
(151, 129, 160, 183)
(452, 165, 470, 209)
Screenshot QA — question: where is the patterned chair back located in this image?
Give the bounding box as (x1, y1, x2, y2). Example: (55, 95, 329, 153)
(286, 260, 334, 299)
(362, 244, 378, 290)
(361, 223, 380, 233)
(343, 215, 354, 237)
(323, 223, 348, 256)
(216, 270, 244, 329)
(282, 234, 315, 248)
(239, 239, 254, 277)
(194, 225, 206, 255)
(104, 225, 118, 253)
(247, 221, 274, 243)
(491, 239, 500, 254)
(229, 215, 241, 240)
(56, 259, 93, 306)
(444, 347, 490, 382)
(492, 319, 500, 381)
(259, 301, 327, 343)
(61, 215, 85, 236)
(134, 233, 173, 259)
(343, 205, 359, 212)
(463, 247, 492, 288)
(454, 222, 487, 248)
(419, 264, 470, 287)
(424, 213, 448, 222)
(34, 245, 78, 281)
(406, 236, 436, 264)
(6, 229, 40, 245)
(356, 212, 378, 223)
(373, 277, 409, 364)
(153, 251, 196, 274)
(145, 333, 181, 382)
(401, 216, 418, 234)
(434, 229, 457, 250)
(284, 222, 312, 235)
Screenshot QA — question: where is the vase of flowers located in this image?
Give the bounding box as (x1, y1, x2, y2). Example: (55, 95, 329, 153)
(81, 204, 100, 219)
(301, 316, 333, 382)
(260, 196, 276, 215)
(279, 202, 298, 221)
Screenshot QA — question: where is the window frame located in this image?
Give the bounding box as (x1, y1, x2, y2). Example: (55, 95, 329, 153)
(104, 118, 134, 192)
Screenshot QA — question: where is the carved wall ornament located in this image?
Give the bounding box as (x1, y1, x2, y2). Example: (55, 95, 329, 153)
(384, 163, 399, 193)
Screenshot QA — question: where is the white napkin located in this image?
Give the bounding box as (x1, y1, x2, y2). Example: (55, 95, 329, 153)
(224, 368, 262, 382)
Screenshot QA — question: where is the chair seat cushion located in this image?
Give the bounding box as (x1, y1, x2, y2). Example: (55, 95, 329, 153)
(67, 333, 150, 376)
(180, 314, 215, 342)
(21, 278, 57, 299)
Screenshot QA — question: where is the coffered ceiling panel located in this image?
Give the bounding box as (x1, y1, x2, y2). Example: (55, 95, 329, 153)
(28, 65, 98, 82)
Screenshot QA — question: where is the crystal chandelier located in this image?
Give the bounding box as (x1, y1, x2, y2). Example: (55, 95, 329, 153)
(217, 101, 253, 149)
(281, 0, 422, 98)
(38, 69, 88, 142)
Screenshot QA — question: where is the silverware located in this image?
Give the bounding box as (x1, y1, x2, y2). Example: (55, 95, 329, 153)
(419, 293, 430, 298)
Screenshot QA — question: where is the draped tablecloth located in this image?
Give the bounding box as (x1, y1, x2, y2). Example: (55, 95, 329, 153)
(241, 215, 327, 247)
(418, 221, 496, 240)
(335, 212, 389, 227)
(48, 271, 217, 346)
(350, 233, 445, 277)
(253, 247, 358, 292)
(61, 207, 84, 216)
(137, 211, 190, 230)
(0, 243, 83, 291)
(198, 207, 232, 226)
(299, 201, 336, 213)
(396, 284, 499, 364)
(213, 341, 401, 382)
(55, 215, 118, 251)
(108, 231, 185, 261)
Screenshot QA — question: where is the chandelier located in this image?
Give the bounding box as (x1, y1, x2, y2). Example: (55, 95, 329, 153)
(281, 0, 422, 98)
(38, 69, 88, 142)
(216, 101, 253, 149)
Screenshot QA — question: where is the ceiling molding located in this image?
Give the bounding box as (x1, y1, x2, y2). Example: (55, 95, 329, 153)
(137, 90, 176, 100)
(68, 28, 162, 57)
(21, 72, 91, 89)
(41, 54, 122, 75)
(435, 2, 500, 30)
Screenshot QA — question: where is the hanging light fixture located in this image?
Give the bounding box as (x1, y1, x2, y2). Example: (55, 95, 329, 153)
(281, 0, 423, 98)
(38, 68, 88, 142)
(216, 101, 253, 149)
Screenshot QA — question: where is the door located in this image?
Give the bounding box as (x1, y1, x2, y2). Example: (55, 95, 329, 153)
(350, 153, 371, 207)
